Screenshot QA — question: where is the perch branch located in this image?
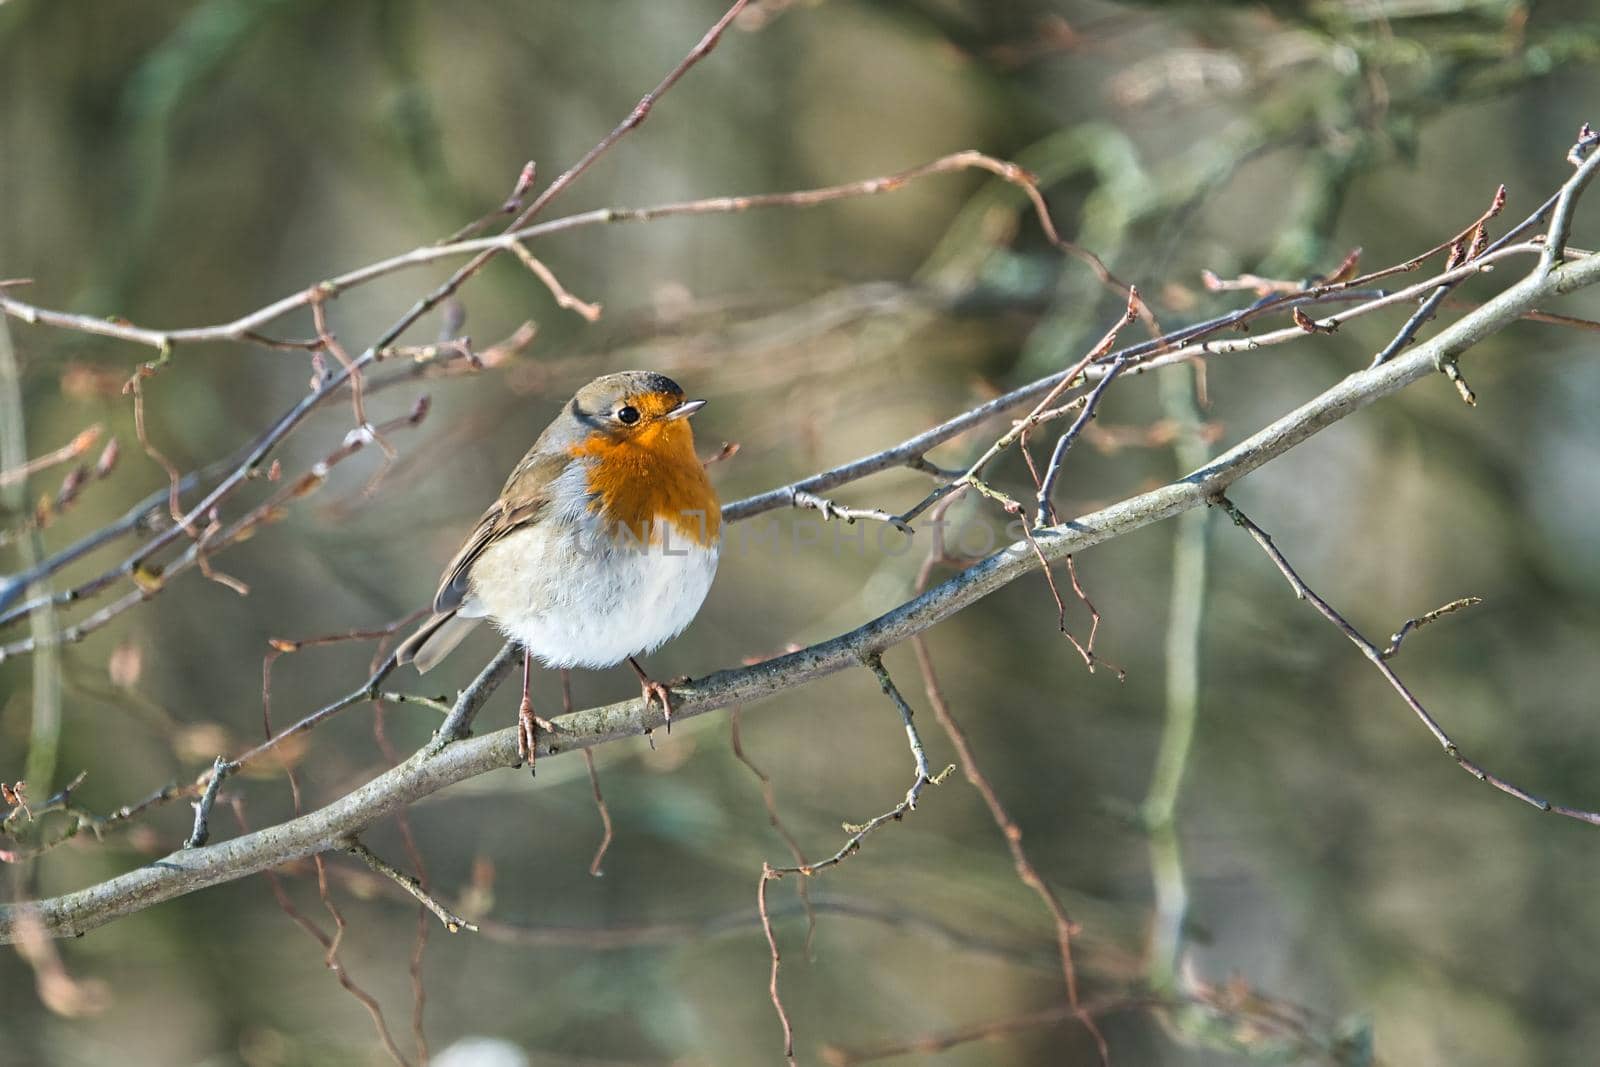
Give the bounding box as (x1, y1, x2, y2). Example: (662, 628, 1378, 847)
(4, 150, 1600, 943)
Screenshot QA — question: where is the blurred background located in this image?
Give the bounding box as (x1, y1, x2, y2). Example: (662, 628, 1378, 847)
(4, 1, 1600, 1064)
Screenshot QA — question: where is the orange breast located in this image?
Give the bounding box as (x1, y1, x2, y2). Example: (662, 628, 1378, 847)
(569, 420, 721, 547)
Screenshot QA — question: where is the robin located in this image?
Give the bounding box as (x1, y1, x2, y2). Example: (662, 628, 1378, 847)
(397, 370, 720, 764)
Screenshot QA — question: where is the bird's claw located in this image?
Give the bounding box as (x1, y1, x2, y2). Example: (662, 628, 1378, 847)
(517, 694, 538, 775)
(639, 677, 675, 733)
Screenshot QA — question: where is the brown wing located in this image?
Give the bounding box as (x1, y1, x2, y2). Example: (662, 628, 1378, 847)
(431, 450, 567, 613)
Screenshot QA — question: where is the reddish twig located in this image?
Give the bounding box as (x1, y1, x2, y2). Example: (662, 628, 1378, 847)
(560, 671, 614, 877)
(757, 655, 952, 1059)
(819, 995, 1155, 1066)
(730, 705, 816, 953)
(0, 437, 121, 549)
(758, 864, 797, 1064)
(229, 799, 411, 1066)
(367, 643, 432, 1067)
(0, 424, 102, 490)
(898, 287, 1144, 529)
(0, 401, 431, 665)
(1370, 183, 1509, 365)
(438, 161, 537, 244)
(310, 291, 395, 461)
(123, 363, 194, 532)
(909, 634, 1107, 1066)
(510, 0, 756, 230)
(314, 851, 414, 1067)
(193, 507, 249, 596)
(1064, 555, 1123, 679)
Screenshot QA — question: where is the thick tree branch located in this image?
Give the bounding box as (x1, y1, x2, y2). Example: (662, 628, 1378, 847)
(3, 238, 1597, 942)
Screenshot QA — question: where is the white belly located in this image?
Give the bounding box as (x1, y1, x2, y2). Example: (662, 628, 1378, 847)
(463, 516, 718, 670)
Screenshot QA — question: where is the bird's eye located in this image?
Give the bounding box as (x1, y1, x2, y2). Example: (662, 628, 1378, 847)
(616, 405, 641, 425)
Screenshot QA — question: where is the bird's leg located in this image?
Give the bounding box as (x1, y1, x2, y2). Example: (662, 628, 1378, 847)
(517, 648, 538, 773)
(629, 656, 678, 733)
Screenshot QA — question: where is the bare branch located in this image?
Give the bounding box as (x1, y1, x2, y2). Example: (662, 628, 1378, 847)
(1215, 497, 1600, 824)
(562, 671, 614, 878)
(0, 425, 102, 490)
(729, 705, 815, 949)
(6, 142, 1600, 945)
(789, 489, 913, 532)
(0, 401, 431, 663)
(910, 636, 1106, 1063)
(1381, 596, 1484, 660)
(508, 241, 603, 322)
(183, 756, 229, 849)
(756, 655, 951, 1060)
(344, 839, 477, 934)
(819, 996, 1158, 1067)
(1, 244, 1597, 939)
(758, 866, 797, 1065)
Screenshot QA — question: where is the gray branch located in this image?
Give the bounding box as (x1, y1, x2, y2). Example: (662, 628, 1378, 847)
(3, 237, 1598, 943)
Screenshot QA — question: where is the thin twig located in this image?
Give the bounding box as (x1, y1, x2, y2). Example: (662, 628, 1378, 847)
(776, 655, 948, 878)
(1380, 596, 1483, 660)
(0, 425, 102, 490)
(757, 655, 952, 1060)
(729, 705, 816, 953)
(508, 241, 603, 322)
(820, 995, 1160, 1066)
(124, 363, 194, 531)
(791, 489, 913, 532)
(895, 291, 1142, 528)
(0, 402, 430, 664)
(183, 757, 229, 849)
(1034, 287, 1142, 525)
(365, 631, 433, 1067)
(909, 636, 1106, 1065)
(229, 800, 412, 1067)
(1214, 496, 1600, 825)
(310, 292, 394, 460)
(561, 671, 614, 877)
(1370, 183, 1507, 365)
(431, 643, 522, 746)
(438, 161, 536, 244)
(345, 838, 477, 933)
(9, 198, 1600, 939)
(758, 865, 797, 1065)
(314, 851, 413, 1067)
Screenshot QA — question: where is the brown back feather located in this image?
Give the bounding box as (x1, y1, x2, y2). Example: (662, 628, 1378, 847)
(431, 449, 567, 613)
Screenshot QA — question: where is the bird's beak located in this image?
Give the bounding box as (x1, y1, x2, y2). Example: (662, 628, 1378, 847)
(667, 398, 706, 420)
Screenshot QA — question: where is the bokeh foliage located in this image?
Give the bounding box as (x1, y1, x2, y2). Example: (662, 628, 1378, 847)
(4, 1, 1600, 1064)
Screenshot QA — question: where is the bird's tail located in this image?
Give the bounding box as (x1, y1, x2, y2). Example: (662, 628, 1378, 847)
(396, 611, 480, 674)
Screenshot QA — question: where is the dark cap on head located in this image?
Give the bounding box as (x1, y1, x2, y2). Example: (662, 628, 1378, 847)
(570, 371, 684, 418)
